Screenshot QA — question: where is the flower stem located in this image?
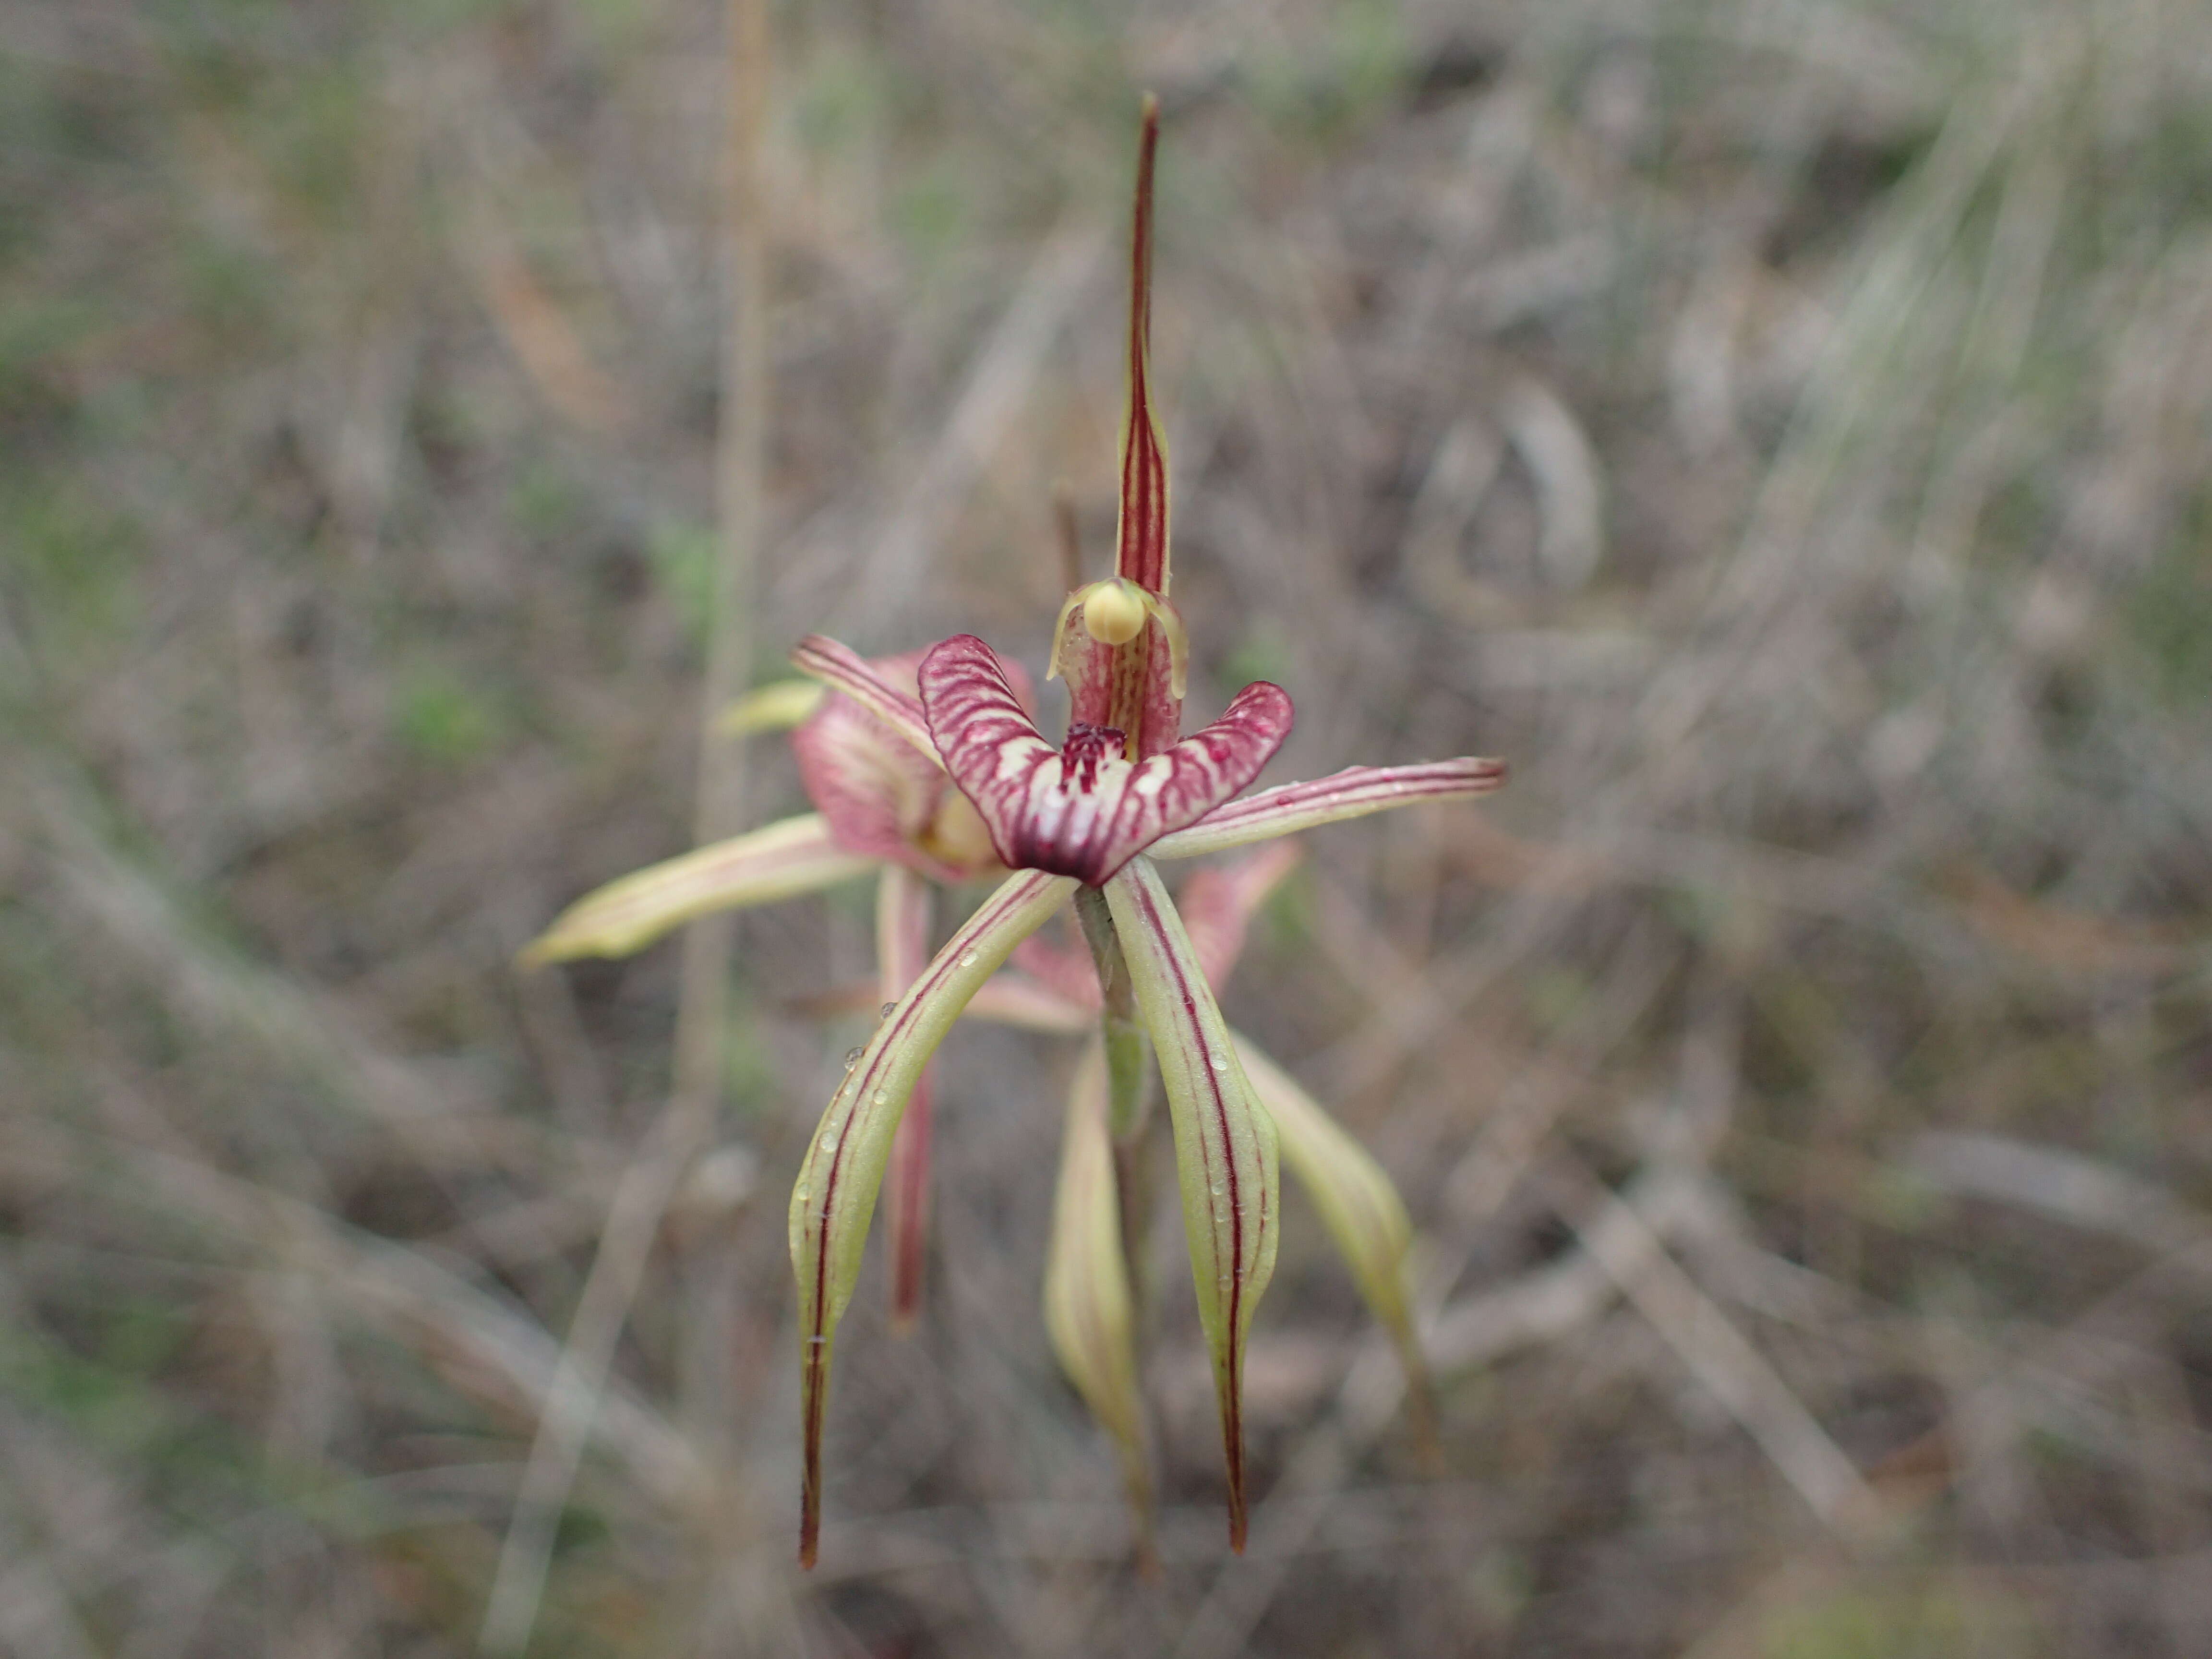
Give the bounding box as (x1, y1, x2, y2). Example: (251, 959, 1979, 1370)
(1075, 887, 1151, 1142)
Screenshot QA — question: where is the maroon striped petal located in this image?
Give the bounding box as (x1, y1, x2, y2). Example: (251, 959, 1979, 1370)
(1148, 757, 1507, 860)
(919, 635, 1293, 886)
(790, 642, 1008, 881)
(791, 635, 938, 762)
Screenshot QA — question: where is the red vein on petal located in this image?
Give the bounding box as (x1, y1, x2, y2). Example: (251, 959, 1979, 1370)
(1148, 757, 1507, 859)
(792, 635, 940, 763)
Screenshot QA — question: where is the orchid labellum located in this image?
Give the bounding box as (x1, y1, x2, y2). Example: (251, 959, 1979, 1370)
(527, 98, 1504, 1568)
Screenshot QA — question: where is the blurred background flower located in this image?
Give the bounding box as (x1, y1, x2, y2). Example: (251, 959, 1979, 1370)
(3, 1, 2210, 1655)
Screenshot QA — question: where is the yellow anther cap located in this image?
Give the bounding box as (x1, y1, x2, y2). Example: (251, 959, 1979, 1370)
(1082, 580, 1148, 646)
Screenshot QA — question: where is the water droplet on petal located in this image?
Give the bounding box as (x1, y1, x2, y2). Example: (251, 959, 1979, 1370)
(1208, 1051, 1229, 1071)
(879, 1002, 896, 1020)
(958, 949, 979, 968)
(795, 1183, 810, 1204)
(844, 1046, 864, 1066)
(820, 1133, 836, 1151)
(870, 1088, 888, 1106)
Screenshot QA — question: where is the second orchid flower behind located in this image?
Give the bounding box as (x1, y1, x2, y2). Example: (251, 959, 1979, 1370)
(529, 100, 1505, 1568)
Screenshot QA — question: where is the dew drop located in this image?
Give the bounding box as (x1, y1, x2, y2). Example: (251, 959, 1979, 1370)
(795, 1183, 810, 1204)
(1209, 1181, 1223, 1196)
(958, 949, 979, 968)
(844, 1046, 864, 1067)
(1208, 1051, 1229, 1070)
(879, 1002, 896, 1019)
(820, 1133, 836, 1151)
(870, 1088, 889, 1106)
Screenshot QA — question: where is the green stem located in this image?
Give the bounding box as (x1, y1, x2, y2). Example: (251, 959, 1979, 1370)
(1075, 886, 1151, 1142)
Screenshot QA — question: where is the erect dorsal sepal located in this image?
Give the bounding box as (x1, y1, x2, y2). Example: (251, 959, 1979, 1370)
(1117, 96, 1169, 596)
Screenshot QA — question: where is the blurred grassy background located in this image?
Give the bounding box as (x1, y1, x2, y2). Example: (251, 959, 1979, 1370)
(4, 0, 2212, 1653)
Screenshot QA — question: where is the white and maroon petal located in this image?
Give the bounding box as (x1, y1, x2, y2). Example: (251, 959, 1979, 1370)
(1147, 757, 1507, 860)
(920, 635, 1294, 886)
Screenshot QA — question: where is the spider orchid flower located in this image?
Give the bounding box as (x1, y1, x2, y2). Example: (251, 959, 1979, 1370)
(787, 101, 1504, 1568)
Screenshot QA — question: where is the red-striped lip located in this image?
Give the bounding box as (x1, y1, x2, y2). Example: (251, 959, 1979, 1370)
(918, 634, 1293, 886)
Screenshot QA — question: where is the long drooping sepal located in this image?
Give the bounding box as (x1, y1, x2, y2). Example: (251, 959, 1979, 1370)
(920, 635, 1292, 886)
(791, 868, 1078, 1567)
(1148, 758, 1507, 860)
(1102, 855, 1278, 1553)
(1043, 1036, 1153, 1542)
(1118, 96, 1168, 595)
(878, 866, 935, 1331)
(791, 635, 940, 763)
(1230, 1035, 1432, 1434)
(522, 813, 876, 964)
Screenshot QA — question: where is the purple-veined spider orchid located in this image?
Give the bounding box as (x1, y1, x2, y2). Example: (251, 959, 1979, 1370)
(526, 100, 1505, 1569)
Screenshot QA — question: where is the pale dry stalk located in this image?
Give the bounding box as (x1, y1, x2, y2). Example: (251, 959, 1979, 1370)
(477, 0, 771, 1650)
